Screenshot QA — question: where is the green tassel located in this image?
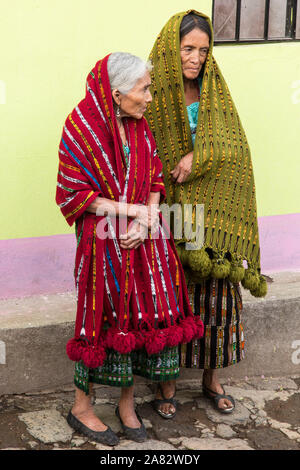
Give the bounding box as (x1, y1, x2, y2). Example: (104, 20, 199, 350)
(228, 260, 245, 283)
(192, 270, 211, 283)
(211, 257, 231, 279)
(176, 245, 189, 266)
(210, 252, 231, 280)
(241, 268, 260, 291)
(188, 248, 212, 278)
(250, 275, 268, 297)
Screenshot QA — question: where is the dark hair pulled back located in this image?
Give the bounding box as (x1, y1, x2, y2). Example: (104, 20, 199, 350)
(180, 13, 212, 42)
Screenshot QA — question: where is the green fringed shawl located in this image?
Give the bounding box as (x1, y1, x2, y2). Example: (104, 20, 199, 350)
(145, 9, 267, 298)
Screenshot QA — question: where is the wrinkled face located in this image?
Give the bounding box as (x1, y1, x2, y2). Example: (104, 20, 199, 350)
(116, 71, 152, 120)
(180, 28, 210, 81)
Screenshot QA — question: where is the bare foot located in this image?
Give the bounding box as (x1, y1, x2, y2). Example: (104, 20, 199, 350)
(203, 371, 234, 411)
(71, 406, 108, 432)
(118, 399, 141, 428)
(155, 381, 176, 416)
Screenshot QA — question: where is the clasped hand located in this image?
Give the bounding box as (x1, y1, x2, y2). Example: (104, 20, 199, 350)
(120, 205, 160, 250)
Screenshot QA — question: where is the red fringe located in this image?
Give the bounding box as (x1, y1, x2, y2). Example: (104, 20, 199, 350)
(166, 325, 184, 347)
(104, 328, 115, 349)
(145, 329, 167, 355)
(69, 316, 204, 364)
(194, 317, 204, 339)
(133, 330, 146, 350)
(112, 330, 136, 354)
(81, 344, 106, 368)
(180, 317, 197, 343)
(66, 338, 84, 362)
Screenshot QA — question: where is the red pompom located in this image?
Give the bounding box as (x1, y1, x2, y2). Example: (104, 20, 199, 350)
(66, 338, 84, 362)
(104, 328, 116, 349)
(180, 318, 197, 343)
(112, 330, 136, 354)
(133, 331, 146, 350)
(166, 325, 184, 347)
(194, 317, 204, 339)
(145, 330, 167, 355)
(82, 344, 106, 368)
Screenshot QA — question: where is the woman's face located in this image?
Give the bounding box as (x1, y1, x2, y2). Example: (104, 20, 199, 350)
(116, 71, 152, 120)
(180, 28, 210, 81)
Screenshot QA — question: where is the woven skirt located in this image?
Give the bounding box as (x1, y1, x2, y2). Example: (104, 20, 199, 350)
(74, 346, 179, 395)
(179, 278, 245, 369)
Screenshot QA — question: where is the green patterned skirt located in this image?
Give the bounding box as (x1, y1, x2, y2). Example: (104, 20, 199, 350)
(74, 346, 179, 395)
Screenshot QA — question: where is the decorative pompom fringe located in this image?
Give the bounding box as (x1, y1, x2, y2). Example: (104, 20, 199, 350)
(104, 328, 115, 349)
(188, 248, 212, 278)
(180, 317, 197, 343)
(166, 325, 184, 347)
(66, 338, 84, 362)
(112, 330, 136, 354)
(181, 246, 267, 298)
(211, 256, 231, 279)
(66, 337, 106, 368)
(241, 267, 260, 291)
(194, 317, 205, 339)
(176, 245, 189, 266)
(188, 270, 209, 283)
(183, 316, 204, 340)
(228, 261, 245, 283)
(145, 330, 167, 355)
(250, 275, 268, 297)
(81, 344, 106, 368)
(133, 330, 146, 350)
(104, 328, 136, 353)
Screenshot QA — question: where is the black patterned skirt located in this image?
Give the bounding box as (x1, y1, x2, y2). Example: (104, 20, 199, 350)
(179, 278, 245, 369)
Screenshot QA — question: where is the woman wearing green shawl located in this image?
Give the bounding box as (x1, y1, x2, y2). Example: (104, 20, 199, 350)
(146, 10, 267, 416)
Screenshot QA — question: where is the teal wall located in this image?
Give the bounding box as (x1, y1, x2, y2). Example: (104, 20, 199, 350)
(1, 0, 299, 239)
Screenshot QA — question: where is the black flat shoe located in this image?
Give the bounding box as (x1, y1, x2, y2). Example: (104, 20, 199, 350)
(115, 406, 147, 443)
(66, 410, 119, 446)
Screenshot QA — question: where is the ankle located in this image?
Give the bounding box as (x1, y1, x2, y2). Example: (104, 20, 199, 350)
(72, 398, 93, 414)
(119, 397, 135, 411)
(203, 372, 214, 387)
(159, 383, 174, 397)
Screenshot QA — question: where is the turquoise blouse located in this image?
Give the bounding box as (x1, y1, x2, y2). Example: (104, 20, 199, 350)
(123, 143, 130, 166)
(186, 75, 203, 146)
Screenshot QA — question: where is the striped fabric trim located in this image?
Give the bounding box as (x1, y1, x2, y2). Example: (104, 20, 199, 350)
(179, 278, 244, 369)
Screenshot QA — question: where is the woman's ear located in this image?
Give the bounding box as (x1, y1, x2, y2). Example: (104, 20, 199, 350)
(112, 89, 121, 106)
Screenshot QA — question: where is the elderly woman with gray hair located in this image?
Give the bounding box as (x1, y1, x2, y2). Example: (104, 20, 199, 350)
(56, 52, 203, 445)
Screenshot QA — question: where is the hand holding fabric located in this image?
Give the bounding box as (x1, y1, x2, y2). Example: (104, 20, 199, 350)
(170, 152, 193, 183)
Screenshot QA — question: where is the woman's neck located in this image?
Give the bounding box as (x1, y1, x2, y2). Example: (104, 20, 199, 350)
(116, 117, 127, 146)
(183, 77, 200, 106)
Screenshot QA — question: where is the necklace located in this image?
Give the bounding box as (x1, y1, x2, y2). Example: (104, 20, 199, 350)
(116, 117, 128, 148)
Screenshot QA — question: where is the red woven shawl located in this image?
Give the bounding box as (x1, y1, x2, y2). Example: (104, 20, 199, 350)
(56, 55, 203, 368)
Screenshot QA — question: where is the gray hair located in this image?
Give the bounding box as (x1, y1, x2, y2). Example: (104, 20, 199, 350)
(107, 52, 152, 95)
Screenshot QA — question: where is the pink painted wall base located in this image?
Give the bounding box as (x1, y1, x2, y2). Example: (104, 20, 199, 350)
(0, 234, 77, 300)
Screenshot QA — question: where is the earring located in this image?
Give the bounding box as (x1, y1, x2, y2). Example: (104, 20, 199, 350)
(116, 106, 121, 118)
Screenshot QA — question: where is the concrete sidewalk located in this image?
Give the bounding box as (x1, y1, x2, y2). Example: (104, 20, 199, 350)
(0, 271, 300, 450)
(0, 374, 299, 450)
(0, 271, 300, 395)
